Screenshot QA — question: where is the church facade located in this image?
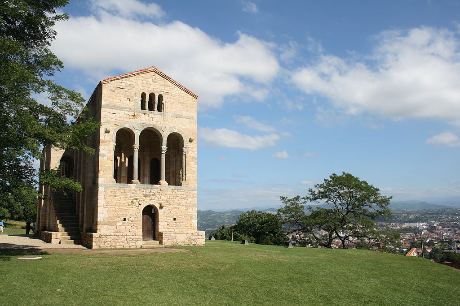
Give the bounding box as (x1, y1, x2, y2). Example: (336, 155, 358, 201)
(36, 67, 205, 248)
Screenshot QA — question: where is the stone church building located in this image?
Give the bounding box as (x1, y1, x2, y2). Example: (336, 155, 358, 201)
(36, 67, 205, 248)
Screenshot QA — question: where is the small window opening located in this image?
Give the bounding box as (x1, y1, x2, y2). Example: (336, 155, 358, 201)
(148, 93, 155, 111)
(157, 94, 164, 112)
(141, 92, 146, 110)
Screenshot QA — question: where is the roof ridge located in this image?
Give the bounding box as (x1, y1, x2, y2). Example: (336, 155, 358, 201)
(101, 66, 198, 99)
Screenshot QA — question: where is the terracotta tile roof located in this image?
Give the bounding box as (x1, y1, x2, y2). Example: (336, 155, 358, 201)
(101, 66, 198, 99)
(405, 248, 418, 257)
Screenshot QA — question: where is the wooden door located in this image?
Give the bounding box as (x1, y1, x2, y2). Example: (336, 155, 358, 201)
(142, 206, 155, 240)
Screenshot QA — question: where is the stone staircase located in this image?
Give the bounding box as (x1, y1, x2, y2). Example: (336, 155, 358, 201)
(141, 240, 161, 249)
(54, 192, 82, 245)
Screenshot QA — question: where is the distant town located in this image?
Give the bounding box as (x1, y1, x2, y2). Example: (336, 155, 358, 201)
(199, 206, 460, 260)
(378, 208, 460, 257)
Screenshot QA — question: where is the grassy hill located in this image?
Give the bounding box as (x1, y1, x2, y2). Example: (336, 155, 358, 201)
(1, 241, 459, 305)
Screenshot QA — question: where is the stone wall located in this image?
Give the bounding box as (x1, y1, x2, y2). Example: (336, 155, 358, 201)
(86, 183, 204, 248)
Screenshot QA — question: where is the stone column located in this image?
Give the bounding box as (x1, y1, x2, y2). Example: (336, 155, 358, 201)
(132, 144, 140, 184)
(182, 147, 187, 182)
(160, 145, 168, 185)
(112, 144, 117, 183)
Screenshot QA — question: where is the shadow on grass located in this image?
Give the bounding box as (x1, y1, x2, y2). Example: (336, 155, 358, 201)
(0, 244, 49, 261)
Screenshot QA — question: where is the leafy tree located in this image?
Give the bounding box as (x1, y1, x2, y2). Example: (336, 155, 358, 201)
(278, 172, 392, 248)
(212, 225, 238, 241)
(0, 1, 98, 220)
(234, 210, 286, 245)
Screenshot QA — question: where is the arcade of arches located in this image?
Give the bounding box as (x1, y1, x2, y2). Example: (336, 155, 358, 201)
(114, 128, 186, 186)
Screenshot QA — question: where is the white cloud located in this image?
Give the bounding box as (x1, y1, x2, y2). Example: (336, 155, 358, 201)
(234, 115, 275, 132)
(292, 27, 460, 125)
(426, 131, 460, 147)
(52, 3, 279, 108)
(274, 150, 289, 159)
(91, 0, 164, 18)
(200, 128, 279, 150)
(242, 1, 258, 13)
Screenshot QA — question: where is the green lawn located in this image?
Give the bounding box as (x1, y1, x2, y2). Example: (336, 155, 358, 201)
(0, 241, 459, 305)
(1, 220, 26, 236)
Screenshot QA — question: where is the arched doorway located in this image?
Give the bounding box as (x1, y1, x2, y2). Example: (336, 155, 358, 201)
(142, 206, 158, 241)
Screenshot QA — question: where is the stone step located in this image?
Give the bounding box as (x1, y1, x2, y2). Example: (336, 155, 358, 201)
(58, 227, 79, 233)
(58, 226, 80, 232)
(141, 240, 161, 248)
(60, 235, 81, 241)
(57, 225, 79, 232)
(60, 238, 82, 245)
(60, 234, 81, 240)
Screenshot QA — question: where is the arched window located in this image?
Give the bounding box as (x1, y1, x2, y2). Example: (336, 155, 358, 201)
(157, 94, 164, 112)
(166, 133, 184, 186)
(148, 93, 155, 111)
(141, 92, 146, 110)
(59, 155, 74, 178)
(114, 128, 135, 184)
(139, 128, 162, 185)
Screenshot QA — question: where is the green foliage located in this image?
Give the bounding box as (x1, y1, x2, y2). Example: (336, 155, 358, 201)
(39, 170, 83, 193)
(212, 225, 239, 241)
(279, 172, 392, 248)
(234, 210, 286, 245)
(429, 245, 460, 264)
(0, 1, 99, 220)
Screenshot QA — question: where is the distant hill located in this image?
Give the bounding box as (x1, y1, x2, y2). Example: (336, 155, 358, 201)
(389, 201, 452, 211)
(198, 200, 459, 230)
(198, 210, 243, 231)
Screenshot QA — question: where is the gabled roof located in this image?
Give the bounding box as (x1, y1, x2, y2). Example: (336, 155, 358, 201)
(405, 248, 418, 257)
(101, 66, 198, 99)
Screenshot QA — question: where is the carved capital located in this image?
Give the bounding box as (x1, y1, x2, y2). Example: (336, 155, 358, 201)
(183, 147, 188, 154)
(161, 145, 167, 154)
(133, 144, 139, 150)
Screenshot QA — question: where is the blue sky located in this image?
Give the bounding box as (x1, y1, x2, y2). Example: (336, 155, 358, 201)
(53, 0, 460, 209)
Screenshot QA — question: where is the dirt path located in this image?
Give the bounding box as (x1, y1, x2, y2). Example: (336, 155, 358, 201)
(0, 234, 185, 255)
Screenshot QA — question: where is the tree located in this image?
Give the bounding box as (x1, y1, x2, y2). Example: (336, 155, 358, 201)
(278, 172, 392, 248)
(212, 225, 237, 241)
(0, 1, 98, 220)
(234, 210, 286, 245)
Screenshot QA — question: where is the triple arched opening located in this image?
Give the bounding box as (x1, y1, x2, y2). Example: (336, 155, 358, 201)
(114, 128, 185, 186)
(141, 92, 164, 112)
